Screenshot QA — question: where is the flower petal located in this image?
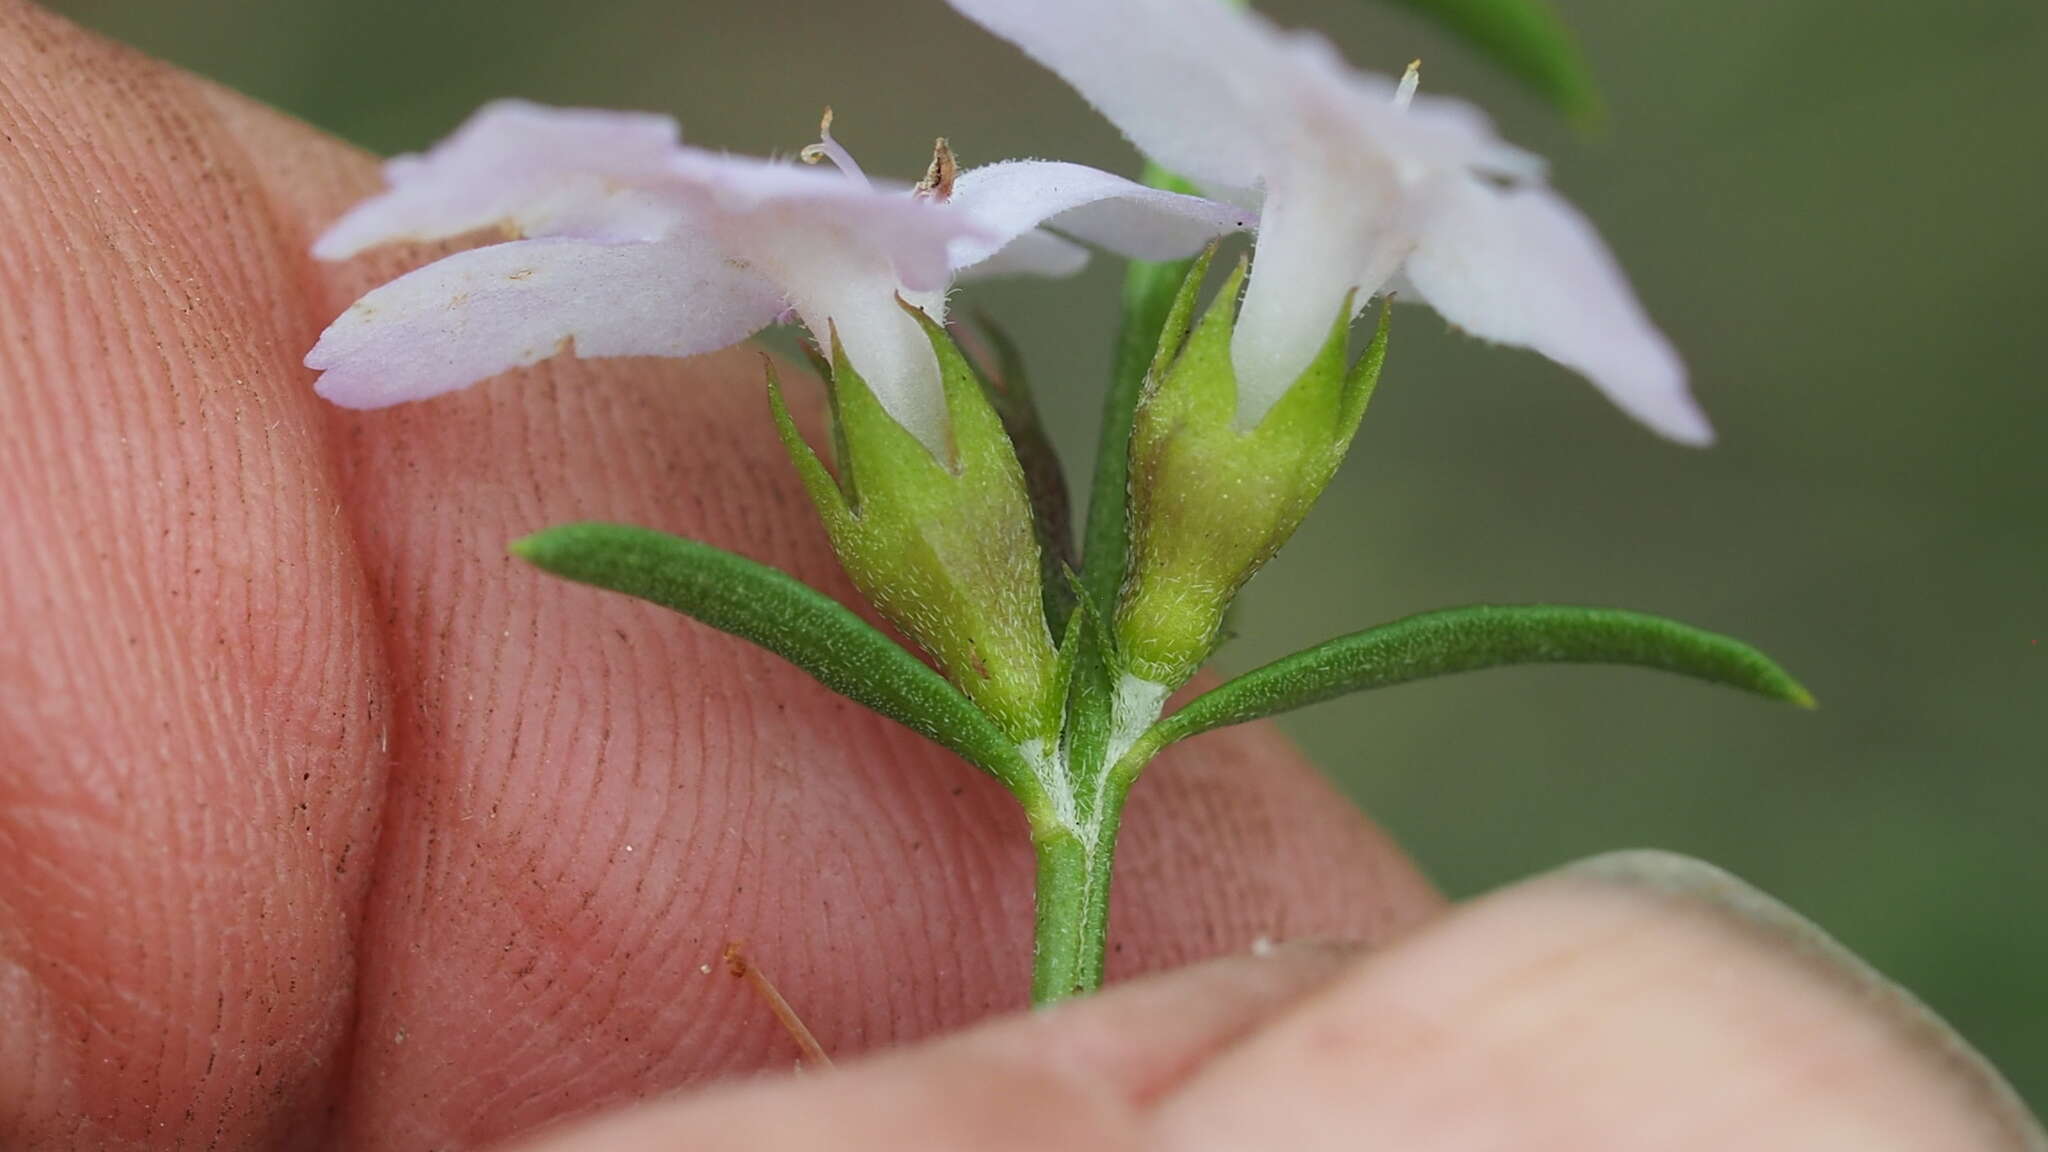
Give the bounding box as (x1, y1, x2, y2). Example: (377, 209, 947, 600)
(672, 152, 983, 293)
(955, 228, 1092, 282)
(658, 154, 1001, 453)
(814, 281, 948, 455)
(1404, 179, 1711, 444)
(1326, 52, 1548, 185)
(1229, 150, 1406, 426)
(947, 160, 1253, 272)
(313, 101, 688, 260)
(943, 0, 1278, 194)
(305, 237, 783, 408)
(735, 217, 950, 453)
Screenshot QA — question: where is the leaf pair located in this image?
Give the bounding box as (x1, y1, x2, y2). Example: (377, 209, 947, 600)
(513, 526, 1811, 787)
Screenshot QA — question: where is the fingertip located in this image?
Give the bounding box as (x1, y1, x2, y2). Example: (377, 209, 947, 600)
(1149, 851, 2045, 1150)
(1556, 850, 2045, 1148)
(500, 943, 1364, 1152)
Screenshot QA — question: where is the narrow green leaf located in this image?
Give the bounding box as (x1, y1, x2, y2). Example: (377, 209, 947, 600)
(1080, 164, 1202, 620)
(1379, 0, 1600, 122)
(512, 522, 1038, 796)
(1152, 604, 1814, 747)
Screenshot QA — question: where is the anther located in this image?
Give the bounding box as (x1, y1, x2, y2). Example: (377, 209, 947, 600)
(1395, 59, 1421, 110)
(798, 106, 872, 189)
(914, 137, 959, 203)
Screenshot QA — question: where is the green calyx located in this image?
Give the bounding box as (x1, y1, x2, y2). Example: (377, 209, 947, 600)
(1116, 249, 1390, 690)
(770, 304, 1063, 747)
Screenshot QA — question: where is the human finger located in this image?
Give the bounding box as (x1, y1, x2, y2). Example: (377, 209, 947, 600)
(504, 942, 1359, 1152)
(0, 2, 389, 1146)
(1150, 850, 2044, 1151)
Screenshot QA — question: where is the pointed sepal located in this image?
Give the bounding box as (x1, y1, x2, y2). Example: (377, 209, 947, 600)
(770, 312, 1063, 746)
(1115, 256, 1391, 690)
(970, 312, 1077, 635)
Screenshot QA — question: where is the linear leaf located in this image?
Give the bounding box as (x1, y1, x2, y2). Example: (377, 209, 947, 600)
(1152, 604, 1813, 747)
(1379, 0, 1599, 122)
(512, 522, 1035, 792)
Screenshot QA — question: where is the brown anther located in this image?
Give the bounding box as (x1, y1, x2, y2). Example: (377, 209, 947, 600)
(915, 137, 958, 202)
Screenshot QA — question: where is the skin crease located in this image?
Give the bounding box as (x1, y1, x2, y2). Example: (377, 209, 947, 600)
(0, 4, 2041, 1150)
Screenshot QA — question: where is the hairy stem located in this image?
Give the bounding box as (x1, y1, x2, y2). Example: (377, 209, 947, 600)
(1027, 795, 1133, 1004)
(1028, 750, 1147, 1005)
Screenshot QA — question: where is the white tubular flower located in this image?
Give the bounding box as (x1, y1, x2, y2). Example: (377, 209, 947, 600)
(306, 100, 1251, 454)
(944, 0, 1712, 443)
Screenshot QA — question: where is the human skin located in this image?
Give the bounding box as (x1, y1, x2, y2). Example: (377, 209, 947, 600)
(0, 3, 2040, 1149)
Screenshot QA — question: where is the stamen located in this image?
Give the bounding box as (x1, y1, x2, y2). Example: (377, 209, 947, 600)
(913, 137, 959, 203)
(1394, 59, 1421, 110)
(798, 106, 873, 190)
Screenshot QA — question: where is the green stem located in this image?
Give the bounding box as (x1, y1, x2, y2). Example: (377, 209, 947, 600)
(1029, 829, 1093, 1005)
(1041, 161, 1204, 1007)
(1076, 810, 1122, 991)
(1028, 758, 1145, 1005)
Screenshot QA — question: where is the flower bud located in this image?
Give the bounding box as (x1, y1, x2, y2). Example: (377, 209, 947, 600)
(1115, 251, 1389, 689)
(771, 302, 1062, 746)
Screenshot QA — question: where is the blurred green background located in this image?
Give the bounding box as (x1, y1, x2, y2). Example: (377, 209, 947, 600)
(47, 0, 2045, 1109)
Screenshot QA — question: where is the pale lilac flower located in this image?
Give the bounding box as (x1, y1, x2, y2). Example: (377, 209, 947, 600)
(306, 100, 1251, 452)
(945, 0, 1712, 443)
